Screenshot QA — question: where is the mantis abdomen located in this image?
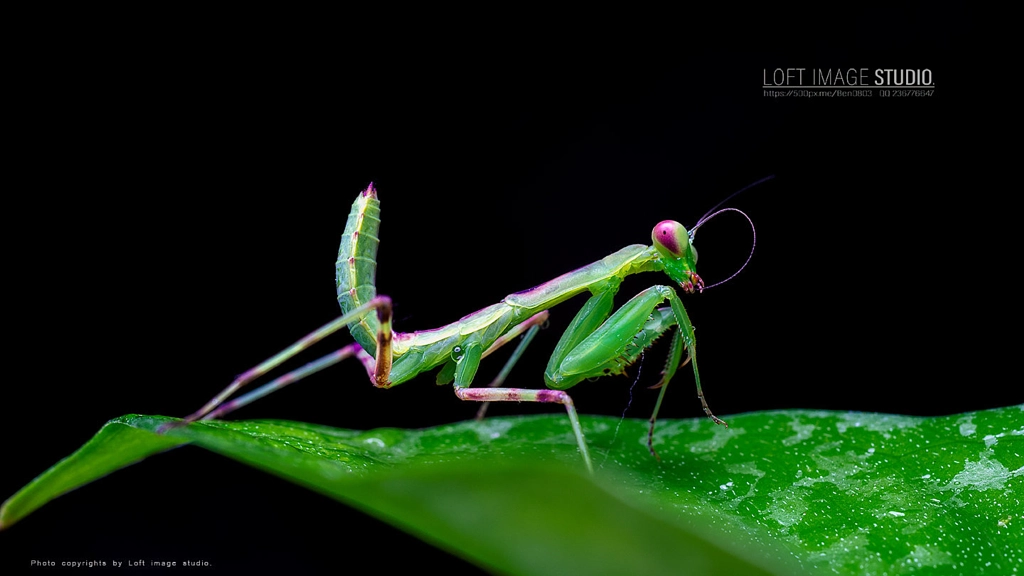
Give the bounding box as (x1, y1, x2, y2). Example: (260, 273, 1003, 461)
(336, 187, 382, 356)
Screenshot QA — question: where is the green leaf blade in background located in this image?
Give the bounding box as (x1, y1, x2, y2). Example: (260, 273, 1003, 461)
(3, 406, 1022, 575)
(0, 416, 187, 532)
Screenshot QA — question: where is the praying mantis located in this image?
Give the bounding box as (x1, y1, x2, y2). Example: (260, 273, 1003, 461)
(163, 182, 758, 473)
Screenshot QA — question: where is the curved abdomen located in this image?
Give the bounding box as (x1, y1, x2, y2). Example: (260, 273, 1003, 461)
(336, 184, 381, 355)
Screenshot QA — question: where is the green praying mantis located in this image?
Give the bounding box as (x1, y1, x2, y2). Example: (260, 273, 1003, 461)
(162, 182, 760, 473)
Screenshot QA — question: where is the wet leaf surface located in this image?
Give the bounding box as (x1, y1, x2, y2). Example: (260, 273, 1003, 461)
(4, 406, 1022, 575)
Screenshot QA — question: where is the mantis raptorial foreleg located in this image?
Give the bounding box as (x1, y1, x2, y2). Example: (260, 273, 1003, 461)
(542, 284, 719, 459)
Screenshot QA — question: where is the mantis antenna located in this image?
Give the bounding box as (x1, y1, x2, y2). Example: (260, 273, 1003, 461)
(690, 207, 755, 291)
(687, 175, 773, 291)
(693, 174, 774, 227)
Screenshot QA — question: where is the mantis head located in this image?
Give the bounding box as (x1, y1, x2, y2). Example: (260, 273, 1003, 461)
(651, 177, 767, 295)
(652, 220, 704, 294)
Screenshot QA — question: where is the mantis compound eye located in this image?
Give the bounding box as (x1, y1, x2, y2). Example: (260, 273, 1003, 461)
(652, 220, 689, 258)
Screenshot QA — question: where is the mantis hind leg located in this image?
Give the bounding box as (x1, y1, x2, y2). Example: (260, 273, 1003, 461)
(473, 311, 549, 421)
(159, 296, 394, 432)
(201, 343, 367, 421)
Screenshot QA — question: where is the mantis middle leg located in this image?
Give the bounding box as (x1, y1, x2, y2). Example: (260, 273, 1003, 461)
(445, 339, 595, 473)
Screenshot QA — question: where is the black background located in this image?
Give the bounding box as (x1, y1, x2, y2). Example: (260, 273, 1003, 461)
(4, 9, 1011, 575)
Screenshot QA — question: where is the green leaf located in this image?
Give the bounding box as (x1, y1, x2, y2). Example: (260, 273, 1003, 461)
(4, 406, 1022, 575)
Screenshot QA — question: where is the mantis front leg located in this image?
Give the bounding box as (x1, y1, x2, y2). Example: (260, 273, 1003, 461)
(544, 284, 726, 460)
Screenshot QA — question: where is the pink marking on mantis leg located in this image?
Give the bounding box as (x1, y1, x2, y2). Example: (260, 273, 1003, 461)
(535, 389, 565, 403)
(475, 310, 549, 421)
(161, 295, 396, 432)
(353, 346, 377, 382)
(456, 387, 570, 406)
(454, 386, 592, 472)
(203, 343, 363, 421)
(457, 388, 519, 402)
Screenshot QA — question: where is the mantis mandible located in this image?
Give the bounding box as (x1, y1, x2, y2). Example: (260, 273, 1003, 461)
(163, 183, 758, 473)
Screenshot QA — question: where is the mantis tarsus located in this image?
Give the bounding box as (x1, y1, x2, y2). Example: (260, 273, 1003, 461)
(163, 183, 758, 473)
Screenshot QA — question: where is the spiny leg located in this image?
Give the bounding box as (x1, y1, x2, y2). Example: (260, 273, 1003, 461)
(160, 296, 393, 432)
(544, 285, 726, 461)
(474, 311, 549, 421)
(647, 351, 690, 389)
(452, 341, 593, 473)
(645, 288, 725, 460)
